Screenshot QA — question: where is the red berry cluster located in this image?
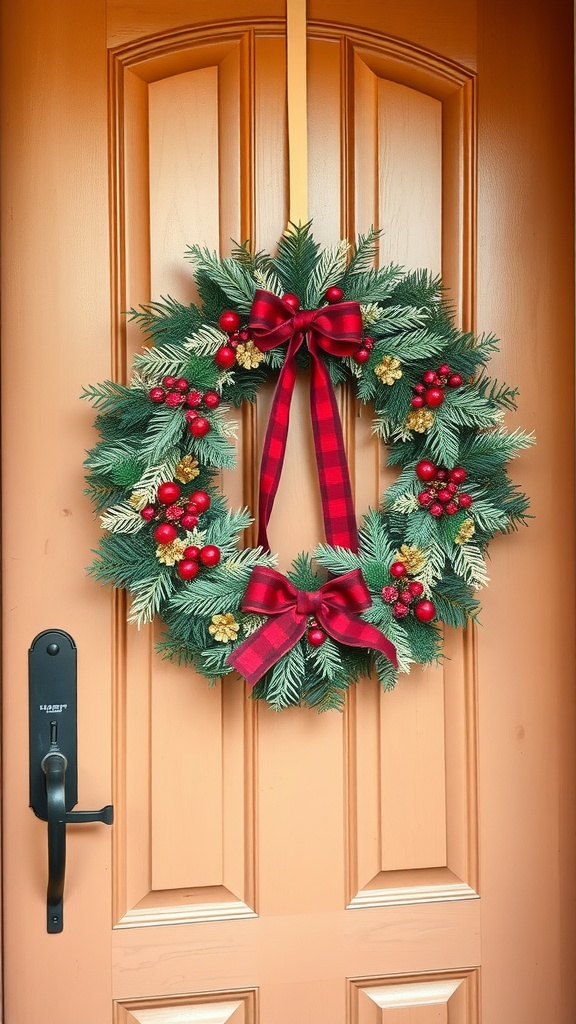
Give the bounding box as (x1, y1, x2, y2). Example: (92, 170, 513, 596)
(381, 561, 436, 622)
(148, 377, 219, 437)
(215, 310, 252, 369)
(415, 460, 472, 517)
(141, 482, 221, 578)
(410, 363, 463, 410)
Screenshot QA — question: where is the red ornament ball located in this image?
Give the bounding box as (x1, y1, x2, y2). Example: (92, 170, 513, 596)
(177, 559, 200, 581)
(390, 561, 407, 578)
(218, 310, 241, 333)
(199, 545, 221, 567)
(353, 348, 370, 364)
(188, 490, 210, 512)
(184, 545, 201, 560)
(422, 370, 436, 385)
(149, 387, 165, 403)
(415, 460, 437, 482)
(448, 373, 463, 388)
(449, 467, 467, 484)
(203, 390, 220, 409)
(414, 599, 436, 623)
(307, 626, 327, 646)
(189, 416, 211, 437)
(459, 493, 473, 508)
(408, 581, 424, 598)
(157, 481, 181, 504)
(215, 345, 236, 369)
(180, 513, 199, 529)
(282, 293, 300, 309)
(325, 285, 344, 303)
(382, 585, 399, 603)
(425, 386, 445, 407)
(154, 522, 178, 545)
(141, 504, 156, 521)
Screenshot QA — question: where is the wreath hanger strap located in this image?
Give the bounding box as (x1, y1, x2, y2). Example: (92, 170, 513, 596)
(249, 289, 363, 552)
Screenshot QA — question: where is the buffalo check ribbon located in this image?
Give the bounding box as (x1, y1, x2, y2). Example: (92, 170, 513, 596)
(249, 289, 363, 553)
(227, 567, 398, 687)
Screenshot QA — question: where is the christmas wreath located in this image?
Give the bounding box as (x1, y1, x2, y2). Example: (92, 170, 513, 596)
(84, 224, 533, 710)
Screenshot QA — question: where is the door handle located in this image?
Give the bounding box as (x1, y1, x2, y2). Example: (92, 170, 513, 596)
(29, 630, 113, 933)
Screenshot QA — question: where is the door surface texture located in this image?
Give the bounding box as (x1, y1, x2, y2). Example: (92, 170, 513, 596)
(1, 2, 575, 1022)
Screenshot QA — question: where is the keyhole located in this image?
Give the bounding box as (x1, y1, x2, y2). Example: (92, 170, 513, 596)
(49, 721, 58, 746)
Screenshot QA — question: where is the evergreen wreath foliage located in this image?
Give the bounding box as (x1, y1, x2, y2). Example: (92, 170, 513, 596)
(84, 223, 533, 710)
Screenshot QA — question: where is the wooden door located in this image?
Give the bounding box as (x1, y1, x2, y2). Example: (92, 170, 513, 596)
(2, 1, 575, 1021)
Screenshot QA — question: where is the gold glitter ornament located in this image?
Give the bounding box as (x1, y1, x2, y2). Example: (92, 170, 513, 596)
(374, 355, 402, 386)
(156, 539, 187, 565)
(209, 613, 240, 642)
(235, 340, 265, 369)
(395, 544, 426, 575)
(175, 455, 200, 483)
(406, 409, 434, 433)
(455, 518, 475, 544)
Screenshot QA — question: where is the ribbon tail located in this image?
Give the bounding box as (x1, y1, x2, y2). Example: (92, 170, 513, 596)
(256, 334, 301, 551)
(227, 608, 308, 687)
(308, 345, 359, 553)
(318, 606, 398, 669)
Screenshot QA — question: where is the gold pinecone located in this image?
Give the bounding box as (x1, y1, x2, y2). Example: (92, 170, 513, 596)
(209, 613, 240, 643)
(374, 355, 402, 386)
(455, 518, 475, 545)
(395, 544, 426, 574)
(175, 455, 200, 483)
(406, 409, 434, 433)
(156, 539, 187, 565)
(235, 340, 264, 369)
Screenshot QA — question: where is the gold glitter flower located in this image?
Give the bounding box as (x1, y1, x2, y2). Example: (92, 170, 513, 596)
(235, 340, 264, 369)
(406, 409, 434, 433)
(395, 544, 426, 575)
(455, 518, 475, 545)
(209, 613, 240, 643)
(156, 539, 187, 565)
(374, 355, 402, 386)
(175, 455, 200, 483)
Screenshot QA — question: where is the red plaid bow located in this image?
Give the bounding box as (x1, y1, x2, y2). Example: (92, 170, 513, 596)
(227, 566, 398, 687)
(249, 290, 363, 553)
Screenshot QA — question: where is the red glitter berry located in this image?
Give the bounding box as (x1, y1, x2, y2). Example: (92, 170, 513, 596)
(149, 387, 165, 403)
(411, 396, 425, 408)
(382, 585, 399, 603)
(408, 581, 424, 598)
(418, 491, 433, 507)
(414, 382, 426, 394)
(392, 602, 410, 619)
(325, 286, 344, 303)
(399, 590, 414, 605)
(180, 513, 199, 529)
(449, 467, 467, 484)
(165, 505, 184, 520)
(175, 378, 189, 391)
(363, 336, 374, 351)
(438, 363, 451, 376)
(141, 505, 156, 521)
(436, 469, 448, 481)
(422, 370, 436, 384)
(459, 493, 473, 508)
(166, 391, 186, 407)
(185, 410, 198, 423)
(448, 373, 463, 388)
(437, 488, 452, 504)
(162, 376, 176, 388)
(447, 482, 458, 494)
(445, 501, 459, 515)
(186, 390, 203, 407)
(429, 503, 444, 517)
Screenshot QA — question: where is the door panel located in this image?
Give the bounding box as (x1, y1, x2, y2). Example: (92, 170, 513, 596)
(2, 2, 574, 1023)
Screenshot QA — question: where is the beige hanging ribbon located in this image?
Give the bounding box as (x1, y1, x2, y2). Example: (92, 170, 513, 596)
(286, 0, 308, 224)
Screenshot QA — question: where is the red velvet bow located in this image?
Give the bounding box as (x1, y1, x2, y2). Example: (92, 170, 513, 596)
(249, 290, 364, 553)
(227, 566, 397, 687)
